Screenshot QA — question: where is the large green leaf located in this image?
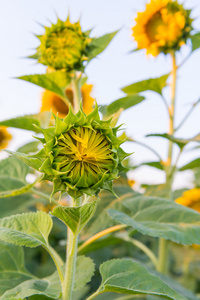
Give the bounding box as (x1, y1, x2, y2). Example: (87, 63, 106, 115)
(0, 267, 61, 300)
(0, 254, 93, 300)
(88, 31, 118, 60)
(191, 32, 200, 52)
(121, 74, 169, 95)
(95, 259, 186, 299)
(0, 176, 37, 198)
(179, 158, 200, 171)
(0, 212, 52, 248)
(52, 200, 99, 234)
(0, 112, 51, 133)
(100, 95, 145, 118)
(0, 242, 34, 296)
(107, 195, 200, 245)
(18, 71, 71, 100)
(17, 141, 41, 154)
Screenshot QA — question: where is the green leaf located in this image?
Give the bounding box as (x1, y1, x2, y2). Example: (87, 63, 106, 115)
(82, 175, 139, 237)
(107, 195, 200, 245)
(88, 31, 118, 60)
(100, 95, 145, 118)
(17, 141, 41, 154)
(179, 158, 200, 171)
(0, 156, 29, 181)
(146, 133, 200, 149)
(18, 71, 71, 100)
(52, 200, 99, 234)
(122, 74, 169, 95)
(0, 112, 51, 133)
(0, 176, 37, 198)
(0, 212, 52, 248)
(138, 161, 164, 171)
(6, 150, 44, 172)
(74, 256, 95, 291)
(0, 242, 34, 296)
(191, 32, 200, 52)
(96, 259, 186, 299)
(0, 267, 61, 300)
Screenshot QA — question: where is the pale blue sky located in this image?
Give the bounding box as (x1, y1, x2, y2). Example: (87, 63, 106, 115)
(0, 0, 200, 189)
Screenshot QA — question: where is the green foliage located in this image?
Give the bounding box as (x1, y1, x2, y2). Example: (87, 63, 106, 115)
(52, 200, 99, 234)
(0, 212, 52, 248)
(100, 95, 145, 118)
(96, 259, 186, 299)
(7, 150, 44, 172)
(17, 141, 41, 154)
(107, 195, 200, 245)
(88, 31, 118, 60)
(121, 74, 169, 95)
(74, 256, 95, 291)
(18, 71, 71, 100)
(179, 158, 200, 171)
(0, 242, 34, 296)
(0, 112, 51, 133)
(191, 33, 200, 52)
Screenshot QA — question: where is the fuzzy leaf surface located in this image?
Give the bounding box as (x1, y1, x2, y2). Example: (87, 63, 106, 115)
(121, 74, 169, 95)
(74, 255, 95, 291)
(52, 200, 99, 234)
(97, 259, 186, 299)
(108, 195, 200, 245)
(0, 212, 52, 248)
(0, 112, 51, 133)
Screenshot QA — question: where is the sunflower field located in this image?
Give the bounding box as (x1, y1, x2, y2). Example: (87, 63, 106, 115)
(0, 0, 200, 299)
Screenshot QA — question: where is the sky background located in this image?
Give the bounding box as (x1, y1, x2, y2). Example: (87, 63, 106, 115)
(0, 0, 200, 189)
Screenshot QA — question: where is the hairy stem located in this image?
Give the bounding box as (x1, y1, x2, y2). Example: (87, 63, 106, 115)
(71, 73, 81, 114)
(62, 200, 79, 300)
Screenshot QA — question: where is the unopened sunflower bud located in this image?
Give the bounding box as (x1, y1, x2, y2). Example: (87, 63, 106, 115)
(32, 17, 92, 71)
(35, 105, 130, 199)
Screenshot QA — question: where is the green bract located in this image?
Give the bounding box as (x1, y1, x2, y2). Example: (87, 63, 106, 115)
(32, 17, 92, 71)
(34, 105, 129, 198)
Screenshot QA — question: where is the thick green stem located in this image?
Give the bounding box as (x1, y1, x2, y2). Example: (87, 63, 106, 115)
(158, 51, 177, 275)
(62, 198, 80, 300)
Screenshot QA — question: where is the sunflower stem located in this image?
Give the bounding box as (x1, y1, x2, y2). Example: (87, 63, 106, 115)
(72, 73, 81, 114)
(62, 198, 79, 300)
(157, 51, 177, 275)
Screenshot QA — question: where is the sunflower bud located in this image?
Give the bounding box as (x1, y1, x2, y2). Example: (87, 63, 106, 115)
(33, 17, 92, 71)
(132, 0, 193, 56)
(35, 105, 129, 198)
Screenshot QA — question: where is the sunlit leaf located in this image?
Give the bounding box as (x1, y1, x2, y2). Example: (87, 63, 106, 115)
(0, 112, 51, 133)
(18, 71, 71, 100)
(179, 158, 200, 171)
(191, 32, 200, 52)
(95, 259, 186, 299)
(0, 212, 52, 248)
(52, 200, 99, 234)
(122, 74, 169, 95)
(108, 195, 200, 245)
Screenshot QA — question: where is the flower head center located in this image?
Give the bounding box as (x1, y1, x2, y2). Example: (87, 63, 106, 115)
(146, 12, 164, 43)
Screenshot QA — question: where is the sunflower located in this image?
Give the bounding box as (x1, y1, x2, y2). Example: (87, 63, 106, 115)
(132, 0, 193, 56)
(31, 106, 128, 198)
(32, 17, 92, 71)
(40, 83, 94, 118)
(0, 126, 12, 150)
(175, 188, 200, 213)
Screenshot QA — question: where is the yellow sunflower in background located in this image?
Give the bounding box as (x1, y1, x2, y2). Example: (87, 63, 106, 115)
(132, 0, 193, 56)
(40, 83, 94, 118)
(0, 126, 12, 150)
(176, 188, 200, 213)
